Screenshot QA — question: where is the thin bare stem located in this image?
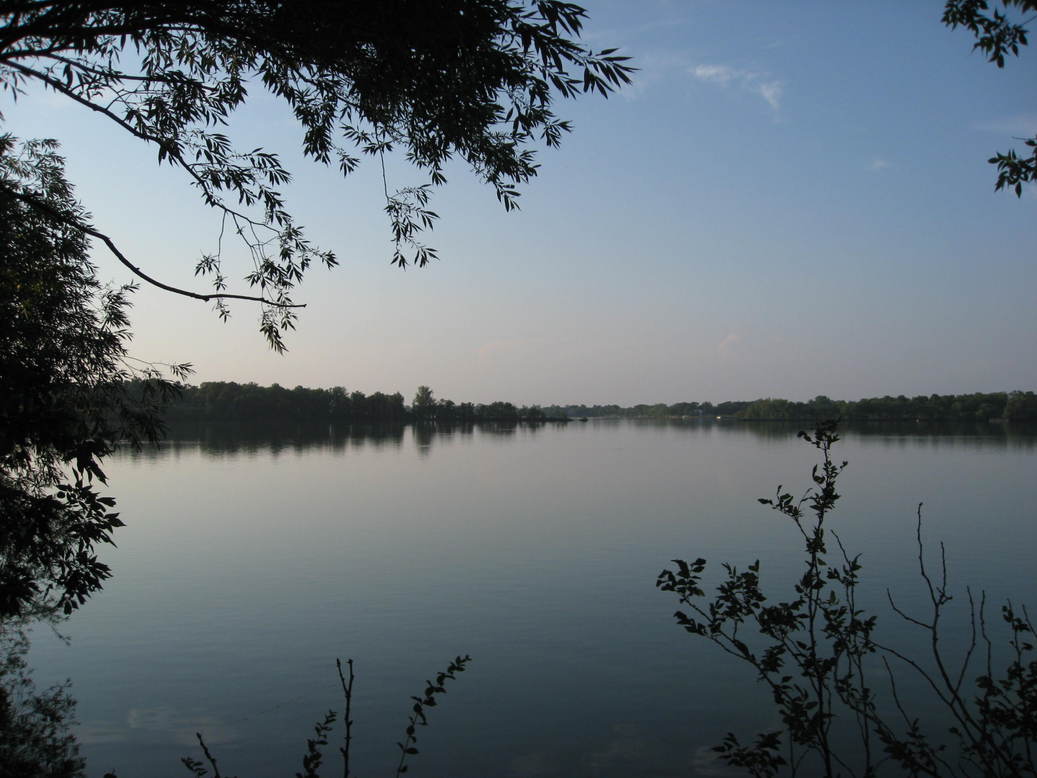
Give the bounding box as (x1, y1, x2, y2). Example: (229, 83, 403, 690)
(194, 732, 223, 778)
(336, 658, 355, 778)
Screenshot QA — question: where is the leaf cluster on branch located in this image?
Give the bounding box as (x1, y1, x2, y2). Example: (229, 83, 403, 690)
(0, 0, 633, 350)
(942, 0, 1037, 197)
(658, 422, 1037, 777)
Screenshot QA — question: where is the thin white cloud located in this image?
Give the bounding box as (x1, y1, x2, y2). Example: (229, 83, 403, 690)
(870, 157, 891, 171)
(690, 63, 784, 113)
(691, 64, 737, 85)
(757, 81, 782, 111)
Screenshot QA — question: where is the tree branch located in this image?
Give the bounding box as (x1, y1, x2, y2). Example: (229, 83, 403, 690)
(4, 60, 278, 233)
(3, 185, 304, 309)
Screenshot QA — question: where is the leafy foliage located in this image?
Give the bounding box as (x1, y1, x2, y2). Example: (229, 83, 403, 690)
(0, 0, 633, 350)
(0, 135, 189, 617)
(942, 0, 1037, 196)
(943, 0, 1035, 67)
(180, 655, 471, 778)
(394, 654, 471, 777)
(0, 620, 84, 778)
(988, 137, 1037, 198)
(658, 422, 1037, 777)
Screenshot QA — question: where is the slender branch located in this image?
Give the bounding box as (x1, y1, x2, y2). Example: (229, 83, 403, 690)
(194, 732, 223, 778)
(955, 587, 980, 694)
(336, 658, 354, 778)
(6, 60, 281, 234)
(39, 52, 202, 85)
(6, 60, 169, 145)
(4, 185, 304, 309)
(886, 591, 932, 630)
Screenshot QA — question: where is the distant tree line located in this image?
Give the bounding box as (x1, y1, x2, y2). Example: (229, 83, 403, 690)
(736, 392, 1037, 421)
(151, 385, 1037, 426)
(159, 382, 556, 425)
(549, 391, 1037, 422)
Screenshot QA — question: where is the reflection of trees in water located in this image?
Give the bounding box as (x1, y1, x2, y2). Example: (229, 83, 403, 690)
(413, 423, 435, 455)
(340, 424, 407, 453)
(129, 422, 409, 458)
(0, 620, 83, 776)
(128, 421, 566, 458)
(123, 419, 1035, 462)
(837, 420, 1036, 450)
(629, 418, 1036, 450)
(479, 422, 517, 437)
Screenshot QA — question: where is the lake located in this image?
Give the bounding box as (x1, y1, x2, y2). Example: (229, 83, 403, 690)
(27, 420, 1037, 777)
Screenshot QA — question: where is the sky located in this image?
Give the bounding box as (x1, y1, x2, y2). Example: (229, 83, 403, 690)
(5, 0, 1036, 406)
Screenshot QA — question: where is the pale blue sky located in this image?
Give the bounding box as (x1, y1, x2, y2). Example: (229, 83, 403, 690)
(6, 0, 1035, 405)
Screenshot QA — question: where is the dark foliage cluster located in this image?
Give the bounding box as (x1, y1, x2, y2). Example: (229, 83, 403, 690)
(0, 621, 83, 778)
(658, 422, 1037, 777)
(0, 136, 189, 619)
(943, 0, 1037, 196)
(0, 0, 633, 351)
(944, 0, 1036, 67)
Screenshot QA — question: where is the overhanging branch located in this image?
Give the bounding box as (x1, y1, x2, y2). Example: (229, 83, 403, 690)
(5, 61, 278, 233)
(3, 185, 305, 309)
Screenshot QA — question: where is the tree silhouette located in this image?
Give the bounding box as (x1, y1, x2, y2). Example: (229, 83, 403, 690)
(0, 0, 633, 349)
(943, 0, 1037, 195)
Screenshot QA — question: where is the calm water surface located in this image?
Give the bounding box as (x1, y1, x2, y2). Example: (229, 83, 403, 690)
(29, 421, 1037, 777)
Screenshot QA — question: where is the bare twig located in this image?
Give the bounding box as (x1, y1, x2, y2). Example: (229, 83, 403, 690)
(336, 658, 355, 778)
(195, 732, 223, 778)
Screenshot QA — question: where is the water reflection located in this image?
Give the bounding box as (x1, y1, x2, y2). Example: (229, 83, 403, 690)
(412, 422, 435, 455)
(33, 415, 1037, 778)
(126, 421, 407, 460)
(124, 419, 1037, 460)
(602, 418, 1037, 449)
